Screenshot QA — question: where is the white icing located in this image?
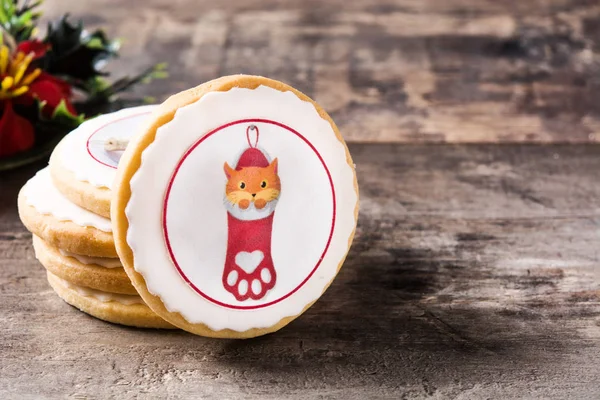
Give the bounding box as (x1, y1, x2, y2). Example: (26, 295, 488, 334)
(261, 268, 272, 284)
(238, 280, 248, 296)
(166, 122, 334, 306)
(54, 275, 144, 305)
(227, 270, 238, 286)
(58, 248, 121, 268)
(251, 279, 262, 295)
(126, 85, 357, 332)
(224, 197, 277, 221)
(235, 251, 264, 274)
(23, 168, 112, 232)
(58, 105, 157, 189)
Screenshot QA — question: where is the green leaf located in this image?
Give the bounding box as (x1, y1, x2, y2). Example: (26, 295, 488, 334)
(88, 76, 110, 93)
(51, 99, 85, 125)
(0, 6, 8, 25)
(0, 0, 42, 41)
(85, 36, 105, 50)
(17, 9, 32, 26)
(36, 98, 85, 128)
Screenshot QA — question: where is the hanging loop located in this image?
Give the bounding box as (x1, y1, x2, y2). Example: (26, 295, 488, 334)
(246, 125, 259, 148)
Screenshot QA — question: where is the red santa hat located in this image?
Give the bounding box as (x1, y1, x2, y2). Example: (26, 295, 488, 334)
(235, 125, 269, 170)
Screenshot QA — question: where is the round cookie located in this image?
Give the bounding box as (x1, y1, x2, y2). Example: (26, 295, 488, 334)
(50, 105, 157, 218)
(46, 271, 175, 329)
(32, 235, 136, 295)
(112, 75, 359, 338)
(18, 168, 117, 257)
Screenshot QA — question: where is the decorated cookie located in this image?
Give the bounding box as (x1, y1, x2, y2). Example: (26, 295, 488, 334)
(18, 168, 117, 257)
(50, 105, 157, 218)
(112, 75, 359, 338)
(32, 235, 136, 295)
(46, 271, 175, 329)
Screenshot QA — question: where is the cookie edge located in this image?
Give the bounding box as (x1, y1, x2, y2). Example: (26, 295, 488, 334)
(18, 187, 117, 257)
(33, 235, 136, 295)
(47, 271, 175, 329)
(50, 142, 112, 218)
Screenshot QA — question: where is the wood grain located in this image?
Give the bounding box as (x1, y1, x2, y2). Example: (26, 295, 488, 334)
(37, 0, 600, 143)
(2, 143, 600, 398)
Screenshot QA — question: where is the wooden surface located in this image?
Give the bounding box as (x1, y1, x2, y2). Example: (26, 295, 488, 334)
(2, 143, 600, 398)
(40, 0, 600, 143)
(3, 0, 600, 398)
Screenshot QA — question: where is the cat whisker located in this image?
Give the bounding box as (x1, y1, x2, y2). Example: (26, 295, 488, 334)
(223, 195, 237, 206)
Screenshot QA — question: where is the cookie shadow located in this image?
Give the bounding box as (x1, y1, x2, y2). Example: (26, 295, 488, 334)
(212, 218, 569, 392)
(212, 218, 443, 382)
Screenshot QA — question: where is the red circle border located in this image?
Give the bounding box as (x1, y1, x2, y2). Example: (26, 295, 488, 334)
(86, 112, 152, 169)
(162, 119, 337, 310)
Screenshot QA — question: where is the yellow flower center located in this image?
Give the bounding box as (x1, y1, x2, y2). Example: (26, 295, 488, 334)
(0, 44, 41, 100)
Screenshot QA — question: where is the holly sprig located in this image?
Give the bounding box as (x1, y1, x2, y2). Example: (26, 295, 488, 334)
(0, 0, 167, 170)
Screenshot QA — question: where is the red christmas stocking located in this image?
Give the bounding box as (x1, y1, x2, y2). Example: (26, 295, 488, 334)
(222, 125, 279, 301)
(222, 213, 277, 301)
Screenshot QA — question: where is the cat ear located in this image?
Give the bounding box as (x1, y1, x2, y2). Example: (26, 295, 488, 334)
(270, 158, 278, 173)
(224, 162, 234, 178)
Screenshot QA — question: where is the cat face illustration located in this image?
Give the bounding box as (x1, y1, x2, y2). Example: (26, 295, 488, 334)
(224, 158, 280, 210)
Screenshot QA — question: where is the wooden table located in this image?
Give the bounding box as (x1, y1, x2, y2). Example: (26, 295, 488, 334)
(2, 0, 600, 398)
(2, 144, 600, 398)
(42, 0, 600, 144)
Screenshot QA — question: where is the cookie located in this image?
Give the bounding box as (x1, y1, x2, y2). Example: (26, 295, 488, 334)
(32, 235, 136, 295)
(46, 271, 175, 329)
(49, 105, 157, 218)
(112, 75, 359, 338)
(18, 168, 117, 257)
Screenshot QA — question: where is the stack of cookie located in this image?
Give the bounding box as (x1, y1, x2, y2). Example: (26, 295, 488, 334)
(18, 106, 174, 329)
(17, 75, 359, 338)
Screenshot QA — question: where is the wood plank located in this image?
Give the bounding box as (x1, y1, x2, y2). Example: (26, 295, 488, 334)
(2, 143, 600, 398)
(34, 0, 600, 143)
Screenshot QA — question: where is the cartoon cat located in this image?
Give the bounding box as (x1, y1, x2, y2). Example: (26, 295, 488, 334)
(224, 158, 280, 211)
(222, 155, 280, 301)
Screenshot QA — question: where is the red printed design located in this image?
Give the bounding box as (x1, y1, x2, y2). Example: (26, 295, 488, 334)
(222, 213, 277, 300)
(222, 126, 280, 301)
(163, 118, 337, 310)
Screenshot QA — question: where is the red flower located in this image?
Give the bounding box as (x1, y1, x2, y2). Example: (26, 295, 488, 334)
(16, 40, 48, 60)
(19, 72, 76, 117)
(0, 101, 34, 157)
(0, 41, 77, 158)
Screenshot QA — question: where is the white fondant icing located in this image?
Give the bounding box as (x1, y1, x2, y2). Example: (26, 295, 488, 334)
(251, 279, 262, 295)
(163, 121, 334, 306)
(227, 270, 238, 286)
(126, 85, 357, 332)
(238, 280, 248, 296)
(58, 248, 121, 268)
(58, 105, 157, 189)
(224, 195, 277, 221)
(54, 275, 143, 305)
(235, 251, 264, 274)
(261, 268, 272, 284)
(23, 168, 112, 232)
